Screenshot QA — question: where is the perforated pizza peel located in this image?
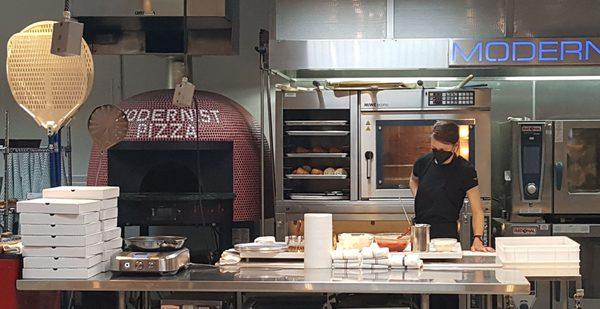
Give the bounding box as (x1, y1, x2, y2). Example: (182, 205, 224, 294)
(6, 21, 94, 135)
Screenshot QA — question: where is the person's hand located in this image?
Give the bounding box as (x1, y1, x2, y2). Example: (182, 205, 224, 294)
(471, 237, 495, 252)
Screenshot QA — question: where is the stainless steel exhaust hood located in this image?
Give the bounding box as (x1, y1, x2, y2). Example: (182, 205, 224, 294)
(72, 0, 239, 55)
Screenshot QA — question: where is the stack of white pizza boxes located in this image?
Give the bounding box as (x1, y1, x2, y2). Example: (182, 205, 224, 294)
(18, 186, 122, 279)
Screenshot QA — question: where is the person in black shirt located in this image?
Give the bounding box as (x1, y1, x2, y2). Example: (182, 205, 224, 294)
(409, 121, 493, 309)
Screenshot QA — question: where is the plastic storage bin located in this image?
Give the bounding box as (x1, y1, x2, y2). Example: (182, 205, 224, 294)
(496, 236, 580, 268)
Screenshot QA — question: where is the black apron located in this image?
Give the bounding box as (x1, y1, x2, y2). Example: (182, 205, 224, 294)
(415, 156, 460, 309)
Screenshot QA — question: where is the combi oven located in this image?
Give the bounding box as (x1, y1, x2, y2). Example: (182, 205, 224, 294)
(506, 119, 600, 218)
(359, 88, 492, 200)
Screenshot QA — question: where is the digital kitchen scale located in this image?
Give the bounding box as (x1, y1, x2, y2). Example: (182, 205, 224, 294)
(110, 248, 190, 275)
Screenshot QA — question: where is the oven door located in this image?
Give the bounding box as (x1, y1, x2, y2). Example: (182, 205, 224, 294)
(554, 120, 600, 214)
(552, 224, 600, 308)
(360, 112, 488, 199)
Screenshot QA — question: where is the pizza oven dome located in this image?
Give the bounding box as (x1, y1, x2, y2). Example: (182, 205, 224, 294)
(87, 89, 272, 222)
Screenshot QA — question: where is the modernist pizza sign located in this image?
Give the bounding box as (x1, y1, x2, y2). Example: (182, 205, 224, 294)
(450, 38, 600, 66)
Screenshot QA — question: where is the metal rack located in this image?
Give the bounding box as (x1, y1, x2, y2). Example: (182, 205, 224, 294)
(1, 111, 73, 233)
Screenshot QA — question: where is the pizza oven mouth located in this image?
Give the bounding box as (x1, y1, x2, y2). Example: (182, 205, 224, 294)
(107, 140, 235, 256)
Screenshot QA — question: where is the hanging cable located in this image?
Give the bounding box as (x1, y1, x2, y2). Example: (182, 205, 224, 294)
(64, 0, 70, 13)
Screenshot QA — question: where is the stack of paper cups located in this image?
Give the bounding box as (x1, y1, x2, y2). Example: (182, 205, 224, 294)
(304, 213, 333, 269)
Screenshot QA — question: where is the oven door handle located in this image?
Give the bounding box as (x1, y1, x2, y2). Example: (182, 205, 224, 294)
(365, 151, 374, 179)
(555, 161, 564, 191)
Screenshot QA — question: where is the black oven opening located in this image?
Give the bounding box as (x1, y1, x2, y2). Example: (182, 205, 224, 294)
(140, 161, 200, 193)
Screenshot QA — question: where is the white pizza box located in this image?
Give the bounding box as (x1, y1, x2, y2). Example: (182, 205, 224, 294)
(99, 207, 118, 220)
(24, 254, 102, 269)
(103, 227, 121, 241)
(101, 218, 118, 231)
(17, 198, 101, 215)
(101, 260, 111, 272)
(23, 262, 104, 279)
(103, 248, 122, 262)
(19, 212, 100, 225)
(104, 237, 123, 251)
(22, 232, 102, 247)
(43, 186, 120, 200)
(101, 198, 118, 210)
(20, 221, 101, 236)
(23, 242, 103, 258)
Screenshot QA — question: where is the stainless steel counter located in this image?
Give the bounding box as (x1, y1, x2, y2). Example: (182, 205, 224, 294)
(18, 265, 530, 295)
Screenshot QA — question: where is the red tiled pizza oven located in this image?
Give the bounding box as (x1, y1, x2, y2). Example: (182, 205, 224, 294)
(87, 90, 273, 222)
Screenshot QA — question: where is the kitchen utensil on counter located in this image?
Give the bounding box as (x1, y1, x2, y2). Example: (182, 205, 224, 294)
(410, 224, 430, 252)
(430, 238, 458, 252)
(111, 248, 190, 275)
(88, 105, 129, 151)
(304, 213, 333, 269)
(337, 233, 374, 250)
(124, 236, 187, 252)
(6, 21, 94, 135)
(234, 242, 288, 254)
(374, 233, 410, 252)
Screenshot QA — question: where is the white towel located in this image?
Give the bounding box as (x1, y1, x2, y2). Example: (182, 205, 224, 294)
(219, 249, 241, 265)
(333, 261, 360, 269)
(333, 258, 360, 263)
(362, 258, 390, 265)
(390, 253, 423, 269)
(331, 249, 344, 260)
(373, 247, 390, 259)
(361, 264, 389, 269)
(342, 249, 361, 260)
(360, 247, 374, 259)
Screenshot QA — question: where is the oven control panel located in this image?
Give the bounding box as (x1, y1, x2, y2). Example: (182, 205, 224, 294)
(520, 124, 544, 201)
(428, 90, 475, 106)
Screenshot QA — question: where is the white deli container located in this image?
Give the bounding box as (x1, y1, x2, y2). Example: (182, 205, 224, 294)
(101, 218, 118, 231)
(24, 254, 102, 269)
(23, 242, 103, 258)
(100, 198, 118, 210)
(99, 207, 118, 220)
(17, 199, 101, 214)
(102, 227, 121, 241)
(20, 212, 100, 225)
(23, 263, 104, 279)
(21, 221, 101, 236)
(43, 186, 120, 200)
(22, 232, 102, 247)
(496, 236, 580, 268)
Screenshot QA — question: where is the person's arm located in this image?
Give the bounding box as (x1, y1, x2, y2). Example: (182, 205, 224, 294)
(466, 186, 494, 252)
(409, 173, 419, 197)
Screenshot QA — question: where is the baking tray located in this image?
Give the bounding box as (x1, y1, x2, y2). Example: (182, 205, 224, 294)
(286, 153, 348, 158)
(239, 251, 304, 260)
(396, 243, 463, 260)
(286, 174, 348, 180)
(289, 193, 347, 200)
(286, 130, 350, 136)
(234, 242, 288, 253)
(285, 120, 348, 126)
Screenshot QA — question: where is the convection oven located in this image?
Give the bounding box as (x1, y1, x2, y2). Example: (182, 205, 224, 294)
(359, 88, 492, 200)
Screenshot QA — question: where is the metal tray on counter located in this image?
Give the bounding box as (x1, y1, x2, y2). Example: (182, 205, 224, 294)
(234, 242, 288, 253)
(286, 153, 348, 158)
(285, 120, 348, 126)
(286, 130, 350, 136)
(286, 174, 348, 180)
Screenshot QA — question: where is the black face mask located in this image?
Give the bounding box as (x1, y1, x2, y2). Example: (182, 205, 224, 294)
(432, 148, 454, 164)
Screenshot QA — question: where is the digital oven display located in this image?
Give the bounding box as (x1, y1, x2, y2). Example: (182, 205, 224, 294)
(428, 91, 475, 106)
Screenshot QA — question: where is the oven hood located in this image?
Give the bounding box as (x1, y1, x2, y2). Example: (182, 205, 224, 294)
(71, 0, 239, 55)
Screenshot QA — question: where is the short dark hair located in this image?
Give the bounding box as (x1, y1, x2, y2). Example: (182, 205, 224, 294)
(432, 121, 459, 144)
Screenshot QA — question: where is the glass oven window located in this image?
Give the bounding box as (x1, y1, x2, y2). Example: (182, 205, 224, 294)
(376, 120, 473, 189)
(567, 128, 600, 193)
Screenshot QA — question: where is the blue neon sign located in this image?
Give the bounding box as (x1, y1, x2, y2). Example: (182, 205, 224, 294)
(450, 38, 600, 66)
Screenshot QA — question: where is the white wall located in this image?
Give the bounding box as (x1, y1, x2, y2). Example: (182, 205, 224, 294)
(0, 0, 272, 182)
